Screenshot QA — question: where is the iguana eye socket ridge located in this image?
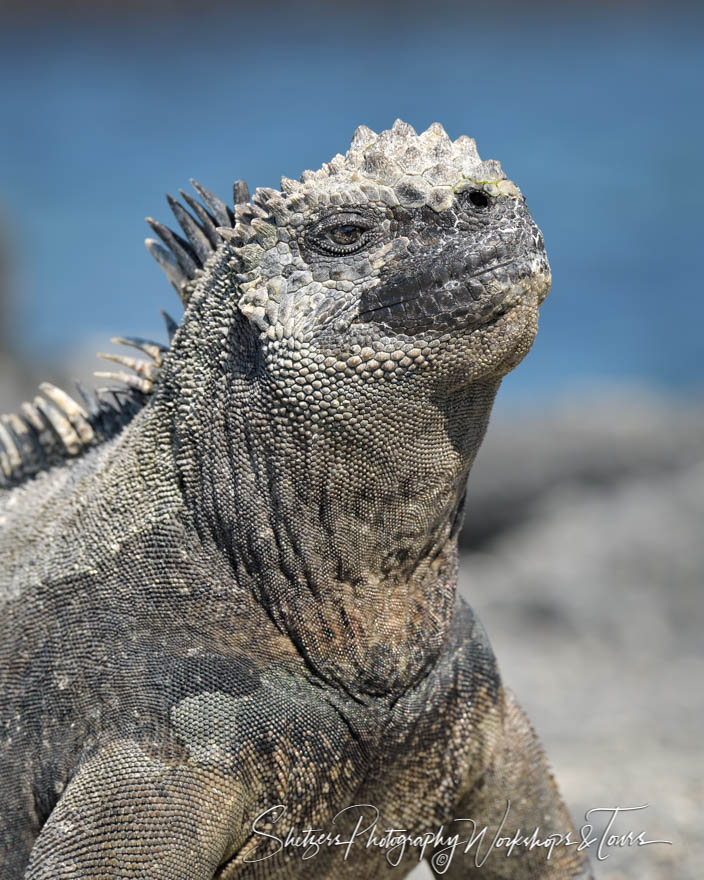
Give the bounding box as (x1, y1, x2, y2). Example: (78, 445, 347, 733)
(306, 211, 379, 256)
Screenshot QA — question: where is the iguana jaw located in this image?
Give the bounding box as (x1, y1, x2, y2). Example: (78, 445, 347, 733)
(355, 253, 550, 332)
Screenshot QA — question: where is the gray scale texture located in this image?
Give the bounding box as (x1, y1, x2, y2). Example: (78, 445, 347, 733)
(0, 120, 592, 878)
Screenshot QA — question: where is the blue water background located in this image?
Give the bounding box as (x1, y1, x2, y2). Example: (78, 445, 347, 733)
(0, 3, 702, 408)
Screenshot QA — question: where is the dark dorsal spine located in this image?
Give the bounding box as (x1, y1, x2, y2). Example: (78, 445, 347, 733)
(0, 178, 249, 490)
(0, 337, 162, 490)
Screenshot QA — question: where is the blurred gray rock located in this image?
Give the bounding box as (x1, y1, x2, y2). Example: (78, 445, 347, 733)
(457, 412, 703, 880)
(462, 391, 704, 548)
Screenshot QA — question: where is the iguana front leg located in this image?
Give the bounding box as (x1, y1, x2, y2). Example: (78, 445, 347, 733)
(430, 689, 592, 879)
(24, 740, 247, 879)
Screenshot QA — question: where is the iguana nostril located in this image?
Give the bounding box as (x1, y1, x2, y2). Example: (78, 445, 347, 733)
(468, 189, 490, 209)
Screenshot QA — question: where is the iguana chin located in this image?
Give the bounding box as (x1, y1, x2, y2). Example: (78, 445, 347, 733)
(0, 120, 592, 878)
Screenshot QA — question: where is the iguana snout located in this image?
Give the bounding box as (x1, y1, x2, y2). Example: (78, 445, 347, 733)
(357, 192, 550, 335)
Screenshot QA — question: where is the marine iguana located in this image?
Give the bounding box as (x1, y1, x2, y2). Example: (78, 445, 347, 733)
(0, 120, 592, 878)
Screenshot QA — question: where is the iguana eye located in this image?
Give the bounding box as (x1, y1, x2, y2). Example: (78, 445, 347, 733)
(328, 224, 363, 246)
(306, 212, 378, 256)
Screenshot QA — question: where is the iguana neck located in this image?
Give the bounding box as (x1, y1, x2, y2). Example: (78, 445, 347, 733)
(169, 347, 499, 696)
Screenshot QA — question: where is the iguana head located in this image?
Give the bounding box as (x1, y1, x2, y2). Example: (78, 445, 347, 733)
(220, 119, 549, 401)
(143, 121, 550, 693)
(0, 120, 548, 493)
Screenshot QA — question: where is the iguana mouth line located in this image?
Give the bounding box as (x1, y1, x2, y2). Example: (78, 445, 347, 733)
(355, 258, 519, 320)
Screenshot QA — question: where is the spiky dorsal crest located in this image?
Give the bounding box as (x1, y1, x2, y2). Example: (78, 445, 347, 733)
(0, 333, 172, 489)
(1, 177, 252, 490)
(145, 178, 249, 306)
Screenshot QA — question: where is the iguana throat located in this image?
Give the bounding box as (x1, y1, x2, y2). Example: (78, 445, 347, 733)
(163, 299, 502, 693)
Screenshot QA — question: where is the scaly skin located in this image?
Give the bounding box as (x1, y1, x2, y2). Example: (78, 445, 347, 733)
(0, 120, 592, 878)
